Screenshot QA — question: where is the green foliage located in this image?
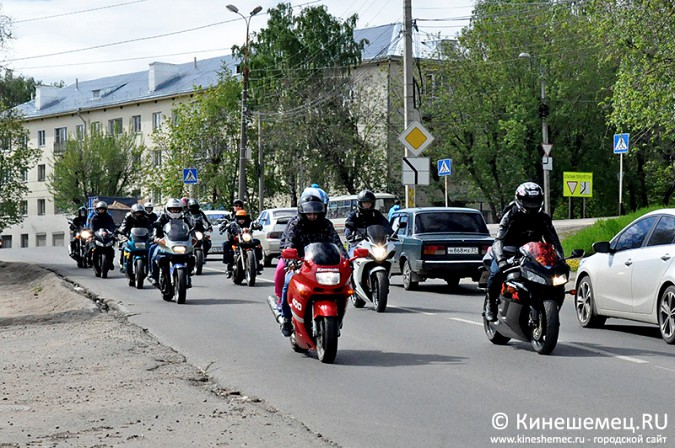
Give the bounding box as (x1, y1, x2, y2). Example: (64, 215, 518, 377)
(49, 131, 146, 212)
(0, 106, 40, 230)
(146, 77, 241, 210)
(0, 70, 36, 108)
(561, 205, 663, 256)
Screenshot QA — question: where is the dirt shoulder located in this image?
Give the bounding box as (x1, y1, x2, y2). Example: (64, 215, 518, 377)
(0, 261, 335, 448)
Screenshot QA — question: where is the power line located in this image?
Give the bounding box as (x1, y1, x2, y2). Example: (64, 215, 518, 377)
(13, 0, 148, 23)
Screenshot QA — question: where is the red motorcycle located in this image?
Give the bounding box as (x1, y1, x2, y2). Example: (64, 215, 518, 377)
(277, 243, 367, 364)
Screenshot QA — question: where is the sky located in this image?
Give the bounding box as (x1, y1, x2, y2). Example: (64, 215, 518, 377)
(0, 0, 475, 86)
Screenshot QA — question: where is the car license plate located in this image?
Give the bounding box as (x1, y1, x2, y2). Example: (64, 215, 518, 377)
(447, 247, 478, 255)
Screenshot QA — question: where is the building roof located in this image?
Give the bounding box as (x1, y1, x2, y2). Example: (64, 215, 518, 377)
(15, 23, 440, 120)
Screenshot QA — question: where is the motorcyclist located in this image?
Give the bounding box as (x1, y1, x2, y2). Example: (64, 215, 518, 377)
(344, 189, 392, 257)
(148, 198, 194, 287)
(278, 194, 346, 337)
(144, 201, 158, 224)
(116, 203, 153, 272)
(484, 182, 564, 322)
(222, 209, 263, 277)
(88, 201, 117, 269)
(186, 199, 213, 260)
(220, 199, 244, 264)
(68, 206, 88, 259)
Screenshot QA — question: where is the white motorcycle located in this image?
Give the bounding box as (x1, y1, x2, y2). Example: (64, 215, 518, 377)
(348, 224, 396, 312)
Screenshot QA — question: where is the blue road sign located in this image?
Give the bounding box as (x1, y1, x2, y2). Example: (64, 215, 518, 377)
(437, 158, 452, 177)
(183, 168, 198, 184)
(613, 133, 629, 154)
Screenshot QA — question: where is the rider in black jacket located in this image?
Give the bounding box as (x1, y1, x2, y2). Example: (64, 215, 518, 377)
(485, 182, 563, 321)
(116, 203, 153, 272)
(344, 190, 392, 256)
(186, 199, 213, 259)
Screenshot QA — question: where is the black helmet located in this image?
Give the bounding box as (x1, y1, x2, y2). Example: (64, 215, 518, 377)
(232, 198, 244, 208)
(514, 182, 544, 214)
(78, 206, 87, 218)
(188, 199, 200, 213)
(298, 194, 325, 219)
(357, 190, 376, 214)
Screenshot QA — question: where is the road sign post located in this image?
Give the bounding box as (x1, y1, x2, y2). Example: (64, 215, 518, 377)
(399, 121, 434, 208)
(613, 133, 630, 215)
(437, 158, 452, 207)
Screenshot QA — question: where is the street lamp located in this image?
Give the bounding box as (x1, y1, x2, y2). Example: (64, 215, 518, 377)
(519, 52, 551, 216)
(227, 4, 263, 203)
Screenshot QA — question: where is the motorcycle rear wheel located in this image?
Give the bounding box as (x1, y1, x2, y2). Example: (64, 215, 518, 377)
(316, 316, 339, 364)
(174, 268, 187, 304)
(372, 270, 389, 313)
(135, 258, 145, 290)
(246, 253, 257, 287)
(531, 299, 559, 355)
(482, 296, 510, 345)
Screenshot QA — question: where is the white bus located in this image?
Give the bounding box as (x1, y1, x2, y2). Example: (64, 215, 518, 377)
(327, 193, 398, 240)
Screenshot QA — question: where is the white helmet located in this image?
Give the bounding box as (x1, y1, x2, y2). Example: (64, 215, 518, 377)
(165, 198, 183, 219)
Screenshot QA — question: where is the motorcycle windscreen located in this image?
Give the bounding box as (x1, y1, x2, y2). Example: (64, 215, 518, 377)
(163, 220, 190, 241)
(366, 225, 388, 244)
(303, 242, 342, 265)
(130, 227, 149, 239)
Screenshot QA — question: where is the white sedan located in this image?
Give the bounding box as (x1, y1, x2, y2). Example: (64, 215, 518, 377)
(574, 209, 675, 343)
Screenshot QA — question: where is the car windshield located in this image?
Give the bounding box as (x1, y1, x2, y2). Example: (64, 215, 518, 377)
(206, 213, 228, 225)
(303, 242, 342, 265)
(163, 220, 190, 241)
(414, 212, 488, 234)
(273, 209, 297, 219)
(366, 224, 389, 244)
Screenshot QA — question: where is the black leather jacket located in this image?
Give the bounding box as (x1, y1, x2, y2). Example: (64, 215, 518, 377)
(492, 202, 563, 265)
(283, 216, 346, 258)
(117, 212, 153, 236)
(344, 209, 392, 242)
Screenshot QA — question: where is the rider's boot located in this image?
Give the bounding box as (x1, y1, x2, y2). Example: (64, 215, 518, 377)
(280, 317, 292, 337)
(226, 262, 233, 278)
(484, 296, 498, 322)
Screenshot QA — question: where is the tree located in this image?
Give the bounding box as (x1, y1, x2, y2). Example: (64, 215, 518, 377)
(0, 105, 40, 230)
(147, 74, 241, 209)
(0, 70, 37, 108)
(49, 130, 146, 212)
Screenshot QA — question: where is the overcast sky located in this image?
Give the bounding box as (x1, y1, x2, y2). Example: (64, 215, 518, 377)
(1, 0, 475, 86)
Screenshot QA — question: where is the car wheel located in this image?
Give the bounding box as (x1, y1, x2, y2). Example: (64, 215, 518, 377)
(402, 259, 418, 291)
(658, 285, 675, 344)
(264, 254, 274, 267)
(575, 276, 606, 328)
(445, 275, 460, 289)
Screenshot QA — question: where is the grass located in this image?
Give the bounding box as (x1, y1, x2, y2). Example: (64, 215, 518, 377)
(561, 205, 665, 258)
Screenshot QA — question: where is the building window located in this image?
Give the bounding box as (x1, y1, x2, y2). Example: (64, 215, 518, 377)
(171, 111, 179, 125)
(75, 124, 85, 141)
(21, 233, 29, 248)
(108, 117, 123, 135)
(1, 235, 12, 249)
(152, 112, 162, 130)
(37, 130, 46, 147)
(20, 200, 28, 216)
(91, 121, 101, 134)
(21, 169, 28, 182)
(37, 164, 46, 182)
(52, 232, 65, 247)
(132, 115, 142, 133)
(152, 150, 162, 167)
(38, 199, 46, 215)
(54, 127, 67, 153)
(36, 233, 47, 247)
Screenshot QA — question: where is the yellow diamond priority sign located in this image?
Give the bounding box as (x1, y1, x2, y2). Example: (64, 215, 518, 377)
(399, 121, 435, 156)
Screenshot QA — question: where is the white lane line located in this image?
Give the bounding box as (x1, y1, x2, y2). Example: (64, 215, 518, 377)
(449, 317, 483, 327)
(563, 341, 648, 364)
(387, 305, 437, 316)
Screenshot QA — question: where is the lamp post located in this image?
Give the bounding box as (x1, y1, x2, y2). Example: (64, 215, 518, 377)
(519, 52, 551, 216)
(227, 4, 262, 203)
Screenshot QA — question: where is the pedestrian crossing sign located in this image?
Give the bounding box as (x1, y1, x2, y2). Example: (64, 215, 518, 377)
(437, 158, 452, 177)
(183, 168, 198, 184)
(613, 133, 629, 154)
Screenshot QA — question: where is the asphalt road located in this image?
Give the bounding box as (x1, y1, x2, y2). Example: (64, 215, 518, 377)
(3, 246, 674, 448)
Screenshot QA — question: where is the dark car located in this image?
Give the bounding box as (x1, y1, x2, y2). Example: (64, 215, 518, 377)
(390, 207, 494, 290)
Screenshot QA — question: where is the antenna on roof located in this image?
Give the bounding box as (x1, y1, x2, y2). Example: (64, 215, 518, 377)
(194, 57, 197, 68)
(75, 78, 79, 90)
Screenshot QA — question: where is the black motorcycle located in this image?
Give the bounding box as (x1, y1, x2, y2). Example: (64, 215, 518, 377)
(191, 218, 212, 276)
(89, 228, 116, 279)
(68, 219, 91, 268)
(230, 223, 262, 287)
(154, 220, 195, 304)
(480, 242, 583, 355)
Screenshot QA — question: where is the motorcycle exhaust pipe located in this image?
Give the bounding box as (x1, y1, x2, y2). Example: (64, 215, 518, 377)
(267, 295, 283, 324)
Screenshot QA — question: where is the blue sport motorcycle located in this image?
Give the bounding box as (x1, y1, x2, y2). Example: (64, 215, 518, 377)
(121, 227, 151, 289)
(154, 220, 195, 304)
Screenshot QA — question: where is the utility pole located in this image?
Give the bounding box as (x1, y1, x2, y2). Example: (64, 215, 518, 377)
(403, 0, 415, 208)
(257, 114, 263, 213)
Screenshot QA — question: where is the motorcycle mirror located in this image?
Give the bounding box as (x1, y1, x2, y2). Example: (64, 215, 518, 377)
(281, 248, 299, 259)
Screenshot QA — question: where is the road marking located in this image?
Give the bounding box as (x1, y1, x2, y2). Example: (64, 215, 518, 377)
(388, 305, 437, 316)
(561, 342, 648, 364)
(449, 317, 482, 326)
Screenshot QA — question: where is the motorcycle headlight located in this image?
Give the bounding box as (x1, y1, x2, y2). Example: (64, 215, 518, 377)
(552, 273, 568, 286)
(316, 271, 340, 286)
(371, 245, 387, 261)
(173, 245, 187, 254)
(195, 231, 204, 240)
(80, 230, 91, 239)
(134, 242, 146, 249)
(523, 270, 547, 285)
(242, 233, 252, 242)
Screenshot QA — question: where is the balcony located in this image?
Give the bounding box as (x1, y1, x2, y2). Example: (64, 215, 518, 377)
(53, 141, 66, 155)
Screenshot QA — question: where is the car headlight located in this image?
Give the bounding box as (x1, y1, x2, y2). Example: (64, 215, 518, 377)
(552, 273, 568, 286)
(173, 245, 187, 254)
(371, 245, 387, 261)
(316, 271, 340, 286)
(523, 269, 547, 285)
(242, 233, 252, 242)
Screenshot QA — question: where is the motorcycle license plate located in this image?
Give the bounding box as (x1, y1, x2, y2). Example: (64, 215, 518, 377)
(135, 242, 146, 249)
(447, 247, 478, 255)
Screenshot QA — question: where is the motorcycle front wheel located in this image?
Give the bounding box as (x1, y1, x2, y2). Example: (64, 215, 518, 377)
(195, 249, 204, 276)
(135, 258, 145, 290)
(246, 252, 257, 287)
(101, 253, 110, 279)
(531, 299, 560, 355)
(160, 268, 173, 301)
(316, 316, 339, 364)
(232, 253, 245, 285)
(372, 270, 389, 313)
(174, 268, 187, 304)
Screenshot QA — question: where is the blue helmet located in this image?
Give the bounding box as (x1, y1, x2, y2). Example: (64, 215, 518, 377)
(301, 185, 329, 206)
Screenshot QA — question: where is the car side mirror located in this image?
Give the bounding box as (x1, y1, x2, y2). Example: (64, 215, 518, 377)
(282, 248, 299, 259)
(398, 221, 407, 229)
(592, 241, 611, 254)
(569, 248, 584, 258)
